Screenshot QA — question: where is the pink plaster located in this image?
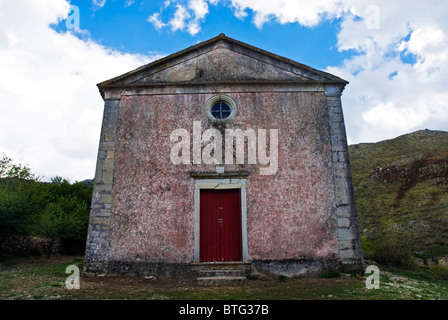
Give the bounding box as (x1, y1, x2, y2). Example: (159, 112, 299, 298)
(109, 91, 338, 263)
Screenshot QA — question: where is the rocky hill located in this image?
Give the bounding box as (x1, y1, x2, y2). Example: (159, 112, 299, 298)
(349, 130, 448, 253)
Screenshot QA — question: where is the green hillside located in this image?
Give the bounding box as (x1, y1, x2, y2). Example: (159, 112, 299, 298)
(349, 130, 448, 255)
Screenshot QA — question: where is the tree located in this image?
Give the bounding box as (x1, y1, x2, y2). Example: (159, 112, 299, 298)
(0, 182, 31, 246)
(37, 195, 89, 257)
(0, 155, 92, 257)
(0, 154, 36, 180)
(0, 155, 40, 249)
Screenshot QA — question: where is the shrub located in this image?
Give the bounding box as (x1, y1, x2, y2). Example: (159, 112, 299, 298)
(277, 275, 287, 282)
(29, 246, 42, 256)
(361, 236, 376, 260)
(320, 269, 341, 278)
(414, 244, 448, 263)
(429, 264, 448, 280)
(372, 241, 417, 270)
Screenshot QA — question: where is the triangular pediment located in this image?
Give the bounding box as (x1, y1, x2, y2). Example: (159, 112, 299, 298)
(98, 34, 347, 89)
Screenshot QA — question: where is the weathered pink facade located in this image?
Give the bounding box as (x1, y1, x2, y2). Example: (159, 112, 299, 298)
(84, 34, 363, 277)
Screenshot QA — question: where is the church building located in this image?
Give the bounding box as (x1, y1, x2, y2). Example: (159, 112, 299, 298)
(84, 34, 363, 278)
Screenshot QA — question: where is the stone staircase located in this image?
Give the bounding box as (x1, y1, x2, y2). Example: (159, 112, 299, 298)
(192, 262, 251, 286)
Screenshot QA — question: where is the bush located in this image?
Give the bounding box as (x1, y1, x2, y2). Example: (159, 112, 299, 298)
(361, 236, 376, 260)
(29, 246, 43, 256)
(0, 155, 92, 256)
(277, 275, 287, 282)
(372, 241, 417, 270)
(320, 269, 341, 278)
(429, 244, 448, 257)
(429, 264, 448, 280)
(414, 244, 448, 263)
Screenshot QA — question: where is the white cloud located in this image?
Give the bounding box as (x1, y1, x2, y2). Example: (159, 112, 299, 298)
(148, 0, 212, 36)
(187, 0, 209, 35)
(170, 4, 191, 32)
(398, 26, 447, 73)
(125, 0, 135, 7)
(147, 12, 167, 30)
(92, 0, 107, 10)
(362, 102, 424, 132)
(0, 0, 157, 181)
(229, 0, 346, 28)
(329, 1, 448, 143)
(188, 0, 209, 19)
(224, 0, 448, 143)
(232, 3, 248, 20)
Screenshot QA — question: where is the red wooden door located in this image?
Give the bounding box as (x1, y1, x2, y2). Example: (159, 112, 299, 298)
(200, 189, 242, 262)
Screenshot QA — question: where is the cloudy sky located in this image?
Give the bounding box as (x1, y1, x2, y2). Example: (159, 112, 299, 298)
(1, 0, 447, 181)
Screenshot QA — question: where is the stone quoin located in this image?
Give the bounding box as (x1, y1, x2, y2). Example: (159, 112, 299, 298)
(83, 34, 364, 278)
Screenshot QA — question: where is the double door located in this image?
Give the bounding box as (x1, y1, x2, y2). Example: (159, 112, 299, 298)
(199, 189, 242, 262)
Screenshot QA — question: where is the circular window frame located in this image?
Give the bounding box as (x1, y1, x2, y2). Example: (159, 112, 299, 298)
(205, 95, 236, 122)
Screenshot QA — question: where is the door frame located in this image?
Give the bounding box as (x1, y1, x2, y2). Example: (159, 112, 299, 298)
(193, 178, 248, 262)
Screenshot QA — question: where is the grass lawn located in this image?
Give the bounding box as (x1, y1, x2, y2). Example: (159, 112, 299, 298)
(1, 255, 447, 301)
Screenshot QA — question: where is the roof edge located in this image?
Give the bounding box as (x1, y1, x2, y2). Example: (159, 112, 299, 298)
(97, 34, 227, 89)
(97, 33, 348, 90)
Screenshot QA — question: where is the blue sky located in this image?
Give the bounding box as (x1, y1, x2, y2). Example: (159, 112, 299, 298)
(1, 0, 448, 180)
(53, 0, 355, 70)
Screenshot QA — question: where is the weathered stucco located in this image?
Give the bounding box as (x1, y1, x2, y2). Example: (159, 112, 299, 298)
(108, 91, 338, 264)
(84, 34, 363, 277)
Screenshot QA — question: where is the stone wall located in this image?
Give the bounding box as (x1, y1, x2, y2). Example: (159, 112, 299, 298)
(326, 85, 364, 273)
(0, 236, 61, 256)
(84, 99, 119, 275)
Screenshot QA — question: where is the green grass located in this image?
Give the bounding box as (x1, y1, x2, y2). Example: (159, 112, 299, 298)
(1, 255, 448, 300)
(349, 129, 448, 252)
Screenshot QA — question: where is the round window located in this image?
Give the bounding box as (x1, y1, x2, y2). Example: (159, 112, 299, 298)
(211, 102, 232, 120)
(205, 95, 236, 122)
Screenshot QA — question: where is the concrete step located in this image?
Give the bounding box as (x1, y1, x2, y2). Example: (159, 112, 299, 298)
(198, 269, 246, 278)
(192, 262, 251, 286)
(191, 262, 251, 272)
(197, 276, 247, 286)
